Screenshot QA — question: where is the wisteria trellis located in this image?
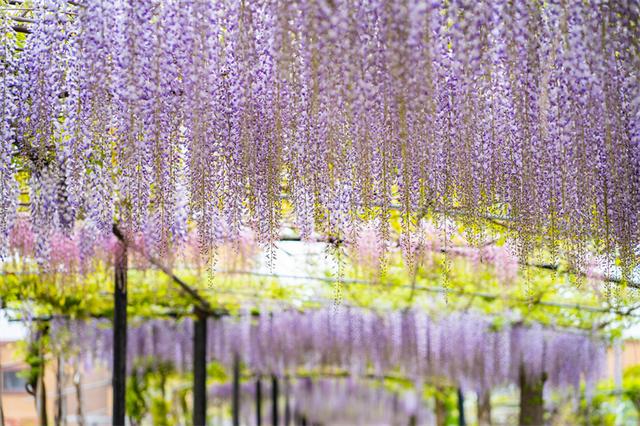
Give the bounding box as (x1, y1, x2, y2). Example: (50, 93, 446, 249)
(52, 307, 606, 395)
(1, 0, 639, 273)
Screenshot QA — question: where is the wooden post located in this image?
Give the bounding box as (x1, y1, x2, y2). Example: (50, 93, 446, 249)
(271, 375, 279, 426)
(73, 365, 85, 426)
(457, 388, 466, 426)
(284, 377, 291, 426)
(112, 235, 127, 426)
(37, 369, 48, 426)
(36, 323, 49, 426)
(256, 377, 262, 426)
(55, 354, 65, 426)
(434, 386, 447, 426)
(112, 224, 213, 425)
(232, 354, 240, 426)
(477, 390, 492, 426)
(519, 367, 546, 426)
(193, 310, 207, 426)
(112, 224, 215, 425)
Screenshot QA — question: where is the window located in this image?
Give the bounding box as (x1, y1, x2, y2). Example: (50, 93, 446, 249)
(2, 370, 27, 392)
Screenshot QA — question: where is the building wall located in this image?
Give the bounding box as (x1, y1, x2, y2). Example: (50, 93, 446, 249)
(1, 340, 111, 426)
(607, 339, 640, 379)
(1, 340, 45, 426)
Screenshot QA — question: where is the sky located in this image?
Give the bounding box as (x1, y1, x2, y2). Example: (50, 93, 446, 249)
(0, 312, 27, 341)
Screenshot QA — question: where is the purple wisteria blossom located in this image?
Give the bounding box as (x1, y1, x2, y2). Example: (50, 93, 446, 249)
(3, 0, 638, 275)
(54, 307, 607, 395)
(0, 13, 18, 259)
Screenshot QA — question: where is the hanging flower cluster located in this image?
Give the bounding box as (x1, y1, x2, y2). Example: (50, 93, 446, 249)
(4, 0, 639, 272)
(349, 219, 520, 282)
(5, 217, 258, 272)
(210, 308, 605, 392)
(48, 317, 194, 373)
(53, 307, 606, 394)
(0, 13, 18, 260)
(209, 378, 432, 426)
(288, 378, 431, 426)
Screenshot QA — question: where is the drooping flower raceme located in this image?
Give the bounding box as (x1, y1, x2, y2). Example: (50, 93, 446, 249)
(3, 0, 639, 275)
(56, 307, 606, 395)
(0, 13, 18, 260)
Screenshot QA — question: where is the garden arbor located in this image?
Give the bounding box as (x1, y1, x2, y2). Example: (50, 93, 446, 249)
(3, 222, 630, 424)
(48, 306, 606, 425)
(1, 0, 639, 424)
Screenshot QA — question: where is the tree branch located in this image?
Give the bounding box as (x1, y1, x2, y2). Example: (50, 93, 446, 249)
(112, 224, 213, 314)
